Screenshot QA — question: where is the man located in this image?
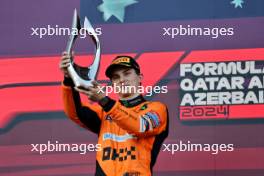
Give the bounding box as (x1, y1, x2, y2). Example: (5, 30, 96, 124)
(60, 53, 169, 176)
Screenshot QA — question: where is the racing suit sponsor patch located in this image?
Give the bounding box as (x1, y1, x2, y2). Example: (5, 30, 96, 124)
(105, 115, 112, 121)
(102, 146, 136, 161)
(140, 111, 160, 132)
(123, 171, 141, 176)
(103, 133, 136, 142)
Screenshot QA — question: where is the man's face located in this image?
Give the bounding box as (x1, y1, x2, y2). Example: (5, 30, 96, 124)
(110, 67, 142, 99)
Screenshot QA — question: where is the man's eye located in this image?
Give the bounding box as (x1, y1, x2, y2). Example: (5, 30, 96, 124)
(124, 71, 131, 75)
(112, 76, 118, 80)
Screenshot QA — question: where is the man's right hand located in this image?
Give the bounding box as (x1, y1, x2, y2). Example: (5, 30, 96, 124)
(59, 51, 73, 78)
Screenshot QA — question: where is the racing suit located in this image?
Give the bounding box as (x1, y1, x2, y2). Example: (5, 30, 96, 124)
(62, 78, 169, 176)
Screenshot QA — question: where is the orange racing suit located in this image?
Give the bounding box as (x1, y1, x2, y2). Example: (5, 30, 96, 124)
(62, 78, 169, 176)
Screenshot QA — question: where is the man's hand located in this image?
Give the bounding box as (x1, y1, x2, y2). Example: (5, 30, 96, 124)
(74, 81, 106, 102)
(59, 51, 73, 78)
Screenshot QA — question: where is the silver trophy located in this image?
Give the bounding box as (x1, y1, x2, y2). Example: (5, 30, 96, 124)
(65, 9, 101, 88)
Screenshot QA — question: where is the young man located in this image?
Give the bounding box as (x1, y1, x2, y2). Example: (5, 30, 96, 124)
(60, 53, 169, 176)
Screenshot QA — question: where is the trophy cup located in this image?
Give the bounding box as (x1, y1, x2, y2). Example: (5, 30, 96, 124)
(65, 9, 101, 88)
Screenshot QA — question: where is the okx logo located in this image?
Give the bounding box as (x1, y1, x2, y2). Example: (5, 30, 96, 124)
(102, 146, 136, 162)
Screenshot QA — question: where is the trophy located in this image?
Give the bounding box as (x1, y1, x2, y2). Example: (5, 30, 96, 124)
(65, 9, 101, 88)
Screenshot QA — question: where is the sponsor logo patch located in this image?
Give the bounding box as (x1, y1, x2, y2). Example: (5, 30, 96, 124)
(102, 146, 136, 162)
(105, 115, 112, 121)
(103, 133, 136, 142)
(140, 111, 160, 132)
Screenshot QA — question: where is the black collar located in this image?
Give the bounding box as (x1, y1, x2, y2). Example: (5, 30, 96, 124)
(119, 95, 146, 107)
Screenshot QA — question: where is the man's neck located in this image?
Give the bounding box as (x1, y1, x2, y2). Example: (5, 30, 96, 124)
(120, 93, 140, 101)
(119, 94, 146, 107)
